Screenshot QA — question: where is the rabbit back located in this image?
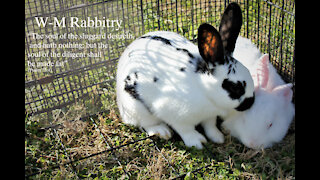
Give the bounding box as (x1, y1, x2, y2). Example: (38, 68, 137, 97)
(116, 31, 227, 127)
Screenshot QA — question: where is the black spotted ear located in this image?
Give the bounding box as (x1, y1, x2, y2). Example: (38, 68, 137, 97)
(197, 23, 224, 65)
(219, 2, 243, 54)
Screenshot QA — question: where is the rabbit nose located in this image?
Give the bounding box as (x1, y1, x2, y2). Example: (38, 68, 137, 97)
(235, 95, 255, 111)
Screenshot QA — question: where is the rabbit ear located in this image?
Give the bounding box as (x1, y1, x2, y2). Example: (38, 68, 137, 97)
(272, 83, 293, 101)
(219, 2, 243, 54)
(253, 54, 269, 89)
(198, 23, 225, 65)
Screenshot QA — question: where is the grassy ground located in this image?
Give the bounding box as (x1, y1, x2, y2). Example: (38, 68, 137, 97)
(25, 81, 295, 179)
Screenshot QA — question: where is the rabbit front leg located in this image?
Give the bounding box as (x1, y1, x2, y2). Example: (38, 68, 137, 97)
(170, 123, 207, 149)
(143, 122, 172, 140)
(137, 112, 172, 140)
(201, 118, 224, 144)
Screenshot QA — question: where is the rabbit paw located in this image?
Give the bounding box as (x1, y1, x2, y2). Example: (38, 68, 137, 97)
(202, 119, 225, 144)
(181, 131, 207, 149)
(205, 128, 225, 144)
(144, 123, 172, 140)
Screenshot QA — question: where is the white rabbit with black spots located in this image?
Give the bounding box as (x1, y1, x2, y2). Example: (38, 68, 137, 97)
(222, 37, 295, 149)
(116, 3, 255, 149)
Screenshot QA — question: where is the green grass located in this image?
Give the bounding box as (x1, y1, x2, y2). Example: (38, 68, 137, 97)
(25, 82, 295, 179)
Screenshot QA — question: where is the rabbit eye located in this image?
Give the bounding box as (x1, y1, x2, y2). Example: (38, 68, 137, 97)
(267, 123, 273, 129)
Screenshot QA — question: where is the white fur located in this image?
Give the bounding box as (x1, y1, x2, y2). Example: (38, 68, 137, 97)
(116, 31, 254, 149)
(222, 36, 295, 149)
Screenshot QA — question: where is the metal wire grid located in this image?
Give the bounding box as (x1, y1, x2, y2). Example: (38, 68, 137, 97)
(25, 0, 128, 115)
(25, 0, 295, 178)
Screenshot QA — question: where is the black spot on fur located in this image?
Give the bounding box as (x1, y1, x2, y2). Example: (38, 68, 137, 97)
(140, 35, 172, 45)
(180, 67, 186, 72)
(124, 82, 139, 99)
(195, 59, 215, 75)
(222, 79, 245, 100)
(227, 64, 233, 74)
(141, 35, 196, 66)
(235, 95, 255, 111)
(124, 73, 140, 99)
(227, 63, 237, 74)
(139, 35, 150, 40)
(124, 84, 139, 99)
(153, 76, 158, 82)
(176, 48, 194, 58)
(126, 75, 131, 81)
(225, 54, 236, 64)
(152, 36, 172, 45)
(124, 73, 153, 113)
(195, 56, 235, 75)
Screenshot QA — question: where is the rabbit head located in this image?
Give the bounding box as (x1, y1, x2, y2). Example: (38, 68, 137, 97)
(223, 55, 295, 149)
(197, 3, 255, 111)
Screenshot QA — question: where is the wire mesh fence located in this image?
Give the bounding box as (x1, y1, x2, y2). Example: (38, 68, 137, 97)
(25, 0, 295, 179)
